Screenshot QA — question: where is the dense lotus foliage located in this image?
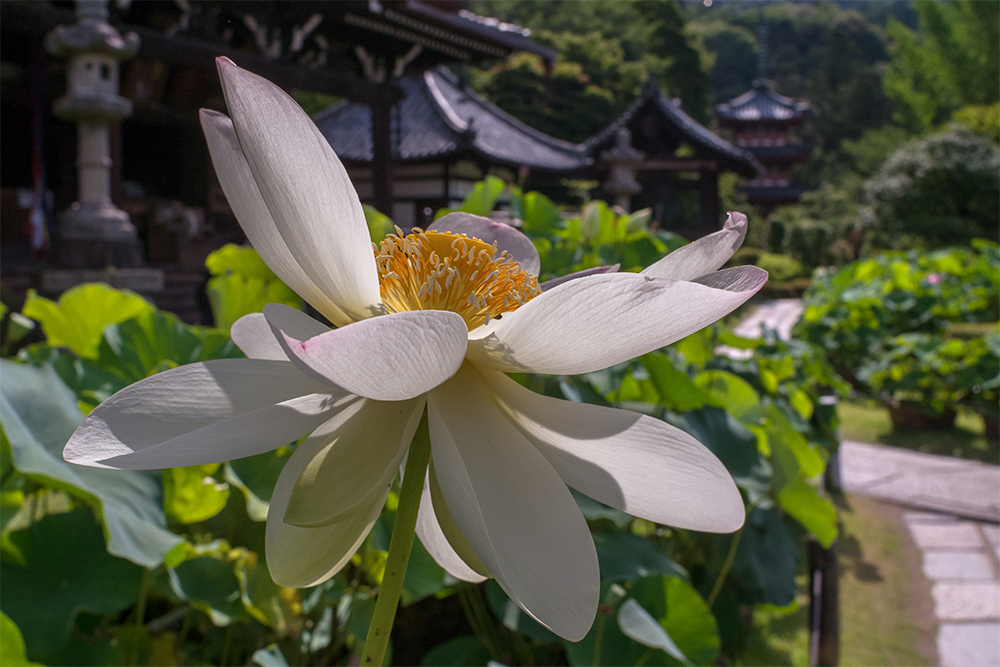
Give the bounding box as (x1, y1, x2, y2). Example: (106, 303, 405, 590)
(0, 177, 845, 665)
(795, 241, 1000, 426)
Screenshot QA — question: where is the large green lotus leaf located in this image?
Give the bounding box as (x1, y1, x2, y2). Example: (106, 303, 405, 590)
(729, 506, 799, 607)
(693, 370, 766, 426)
(0, 360, 182, 567)
(627, 575, 720, 666)
(766, 405, 825, 480)
(518, 190, 563, 235)
(96, 311, 240, 384)
(21, 284, 154, 359)
(107, 626, 179, 667)
(253, 644, 291, 667)
(17, 343, 124, 413)
(592, 531, 687, 583)
(225, 449, 287, 522)
(676, 407, 771, 504)
(640, 353, 711, 412)
(238, 558, 301, 635)
(0, 509, 143, 657)
(777, 479, 837, 548)
(167, 555, 246, 626)
(618, 599, 693, 666)
(564, 584, 645, 666)
(572, 488, 631, 528)
(206, 273, 301, 332)
(1, 612, 40, 666)
(485, 579, 560, 643)
(364, 204, 396, 244)
(671, 329, 714, 369)
(206, 243, 277, 280)
(458, 175, 505, 217)
(419, 636, 490, 666)
(163, 463, 230, 525)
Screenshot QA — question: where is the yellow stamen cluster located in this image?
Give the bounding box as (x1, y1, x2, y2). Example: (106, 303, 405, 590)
(375, 228, 541, 330)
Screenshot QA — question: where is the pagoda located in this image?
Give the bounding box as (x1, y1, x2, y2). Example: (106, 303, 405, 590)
(715, 21, 811, 218)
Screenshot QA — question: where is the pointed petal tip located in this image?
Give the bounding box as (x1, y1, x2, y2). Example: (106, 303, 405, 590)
(724, 211, 748, 230)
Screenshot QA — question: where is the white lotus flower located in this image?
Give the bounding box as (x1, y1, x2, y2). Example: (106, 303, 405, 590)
(63, 58, 766, 641)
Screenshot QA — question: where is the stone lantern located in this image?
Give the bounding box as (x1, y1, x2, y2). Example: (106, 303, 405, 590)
(45, 0, 141, 268)
(600, 127, 644, 211)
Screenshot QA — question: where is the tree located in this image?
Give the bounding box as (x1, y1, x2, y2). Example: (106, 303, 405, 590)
(466, 0, 712, 138)
(468, 30, 645, 142)
(883, 0, 1000, 132)
(864, 128, 1000, 247)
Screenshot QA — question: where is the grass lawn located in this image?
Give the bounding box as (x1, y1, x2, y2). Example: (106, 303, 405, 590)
(838, 495, 938, 666)
(837, 398, 997, 464)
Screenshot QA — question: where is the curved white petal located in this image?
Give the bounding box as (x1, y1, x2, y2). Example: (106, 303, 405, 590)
(216, 58, 381, 323)
(481, 371, 745, 532)
(232, 313, 286, 360)
(265, 305, 468, 401)
(200, 109, 353, 326)
(540, 264, 619, 291)
(429, 212, 541, 276)
(283, 397, 423, 528)
(414, 466, 489, 583)
(467, 268, 767, 374)
(428, 364, 599, 641)
(642, 212, 748, 281)
(266, 430, 389, 588)
(64, 360, 349, 469)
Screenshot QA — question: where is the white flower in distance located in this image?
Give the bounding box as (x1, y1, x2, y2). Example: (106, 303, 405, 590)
(64, 58, 766, 641)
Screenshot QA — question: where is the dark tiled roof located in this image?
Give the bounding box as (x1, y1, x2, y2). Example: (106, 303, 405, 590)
(313, 66, 590, 171)
(717, 79, 809, 122)
(586, 79, 760, 178)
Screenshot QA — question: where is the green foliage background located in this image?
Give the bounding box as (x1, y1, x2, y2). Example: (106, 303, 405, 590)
(0, 184, 844, 666)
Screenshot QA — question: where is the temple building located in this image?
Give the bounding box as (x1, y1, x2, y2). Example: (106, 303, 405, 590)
(317, 75, 759, 237)
(715, 79, 811, 218)
(314, 65, 589, 230)
(0, 0, 555, 320)
(585, 79, 760, 237)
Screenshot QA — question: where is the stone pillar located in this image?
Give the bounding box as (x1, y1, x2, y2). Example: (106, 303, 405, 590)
(45, 0, 141, 268)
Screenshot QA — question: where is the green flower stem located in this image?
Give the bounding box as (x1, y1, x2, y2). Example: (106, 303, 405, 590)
(360, 410, 432, 667)
(705, 526, 743, 609)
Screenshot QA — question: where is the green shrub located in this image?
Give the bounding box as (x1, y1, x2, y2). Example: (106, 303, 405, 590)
(863, 128, 1000, 247)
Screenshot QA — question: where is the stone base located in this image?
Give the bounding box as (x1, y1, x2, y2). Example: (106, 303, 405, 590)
(56, 201, 142, 268)
(41, 267, 165, 298)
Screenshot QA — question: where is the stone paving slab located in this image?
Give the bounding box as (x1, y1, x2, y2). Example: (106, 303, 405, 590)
(932, 582, 1000, 621)
(922, 551, 996, 580)
(841, 440, 1000, 522)
(938, 622, 1000, 667)
(909, 522, 985, 549)
(732, 298, 804, 341)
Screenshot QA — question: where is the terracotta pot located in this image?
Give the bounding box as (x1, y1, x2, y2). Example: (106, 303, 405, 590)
(888, 402, 956, 431)
(979, 411, 999, 440)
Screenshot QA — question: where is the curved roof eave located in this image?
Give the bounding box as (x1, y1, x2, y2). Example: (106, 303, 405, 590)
(586, 80, 760, 178)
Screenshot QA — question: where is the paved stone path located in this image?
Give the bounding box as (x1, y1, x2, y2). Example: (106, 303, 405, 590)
(737, 299, 1000, 666)
(732, 297, 804, 341)
(842, 443, 1000, 667)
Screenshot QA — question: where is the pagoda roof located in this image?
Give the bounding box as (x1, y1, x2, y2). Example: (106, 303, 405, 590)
(716, 79, 809, 123)
(314, 66, 590, 171)
(586, 79, 760, 178)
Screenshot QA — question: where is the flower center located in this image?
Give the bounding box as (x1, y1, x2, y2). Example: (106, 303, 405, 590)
(375, 228, 541, 330)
